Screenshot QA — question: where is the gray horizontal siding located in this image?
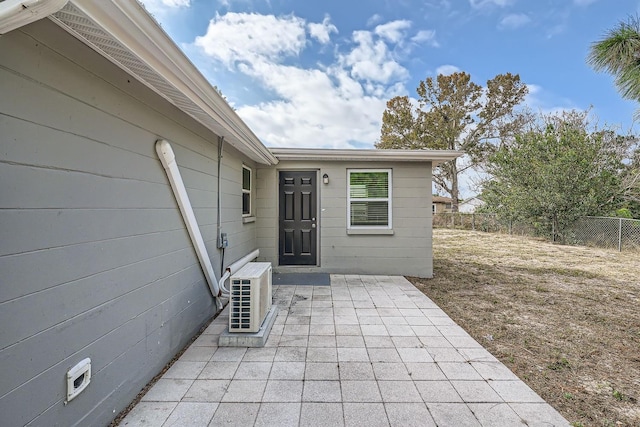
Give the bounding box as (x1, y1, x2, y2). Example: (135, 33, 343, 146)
(0, 227, 192, 303)
(0, 20, 258, 426)
(0, 208, 182, 257)
(1, 262, 202, 403)
(256, 162, 433, 277)
(0, 278, 211, 427)
(0, 242, 199, 351)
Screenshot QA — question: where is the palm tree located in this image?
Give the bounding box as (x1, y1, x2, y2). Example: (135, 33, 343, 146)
(588, 15, 640, 105)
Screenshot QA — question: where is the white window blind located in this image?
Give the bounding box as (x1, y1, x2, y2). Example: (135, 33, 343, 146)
(348, 169, 391, 228)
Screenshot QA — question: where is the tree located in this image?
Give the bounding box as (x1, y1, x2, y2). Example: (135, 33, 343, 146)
(588, 15, 640, 110)
(482, 110, 637, 241)
(620, 147, 640, 217)
(376, 72, 528, 211)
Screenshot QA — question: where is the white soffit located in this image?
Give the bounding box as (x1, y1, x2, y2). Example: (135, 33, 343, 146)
(48, 0, 277, 165)
(270, 148, 462, 165)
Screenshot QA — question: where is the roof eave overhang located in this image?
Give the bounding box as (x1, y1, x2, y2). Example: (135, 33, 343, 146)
(270, 148, 462, 166)
(46, 0, 277, 165)
(0, 0, 69, 34)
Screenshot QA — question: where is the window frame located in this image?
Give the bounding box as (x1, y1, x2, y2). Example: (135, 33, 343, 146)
(242, 165, 252, 217)
(347, 168, 392, 230)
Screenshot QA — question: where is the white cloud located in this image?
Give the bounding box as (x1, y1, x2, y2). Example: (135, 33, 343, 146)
(341, 30, 409, 84)
(367, 14, 383, 26)
(411, 29, 440, 47)
(161, 0, 190, 6)
(194, 13, 416, 148)
(436, 64, 461, 75)
(236, 62, 395, 148)
(374, 20, 412, 43)
(308, 15, 338, 44)
(195, 13, 307, 67)
(499, 13, 531, 30)
(140, 0, 190, 17)
(524, 83, 578, 117)
(469, 0, 513, 9)
(526, 84, 541, 96)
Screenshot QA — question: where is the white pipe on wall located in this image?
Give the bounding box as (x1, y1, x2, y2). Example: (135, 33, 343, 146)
(219, 249, 260, 295)
(156, 139, 222, 311)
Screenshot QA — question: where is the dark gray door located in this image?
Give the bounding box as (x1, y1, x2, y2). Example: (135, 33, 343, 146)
(279, 171, 317, 265)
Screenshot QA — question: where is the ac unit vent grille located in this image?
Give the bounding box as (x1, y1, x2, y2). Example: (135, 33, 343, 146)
(230, 280, 253, 330)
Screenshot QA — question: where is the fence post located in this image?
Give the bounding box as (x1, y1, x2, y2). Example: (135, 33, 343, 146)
(618, 218, 622, 252)
(472, 214, 476, 231)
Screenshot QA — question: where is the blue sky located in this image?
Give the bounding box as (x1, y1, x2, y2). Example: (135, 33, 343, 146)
(141, 0, 640, 195)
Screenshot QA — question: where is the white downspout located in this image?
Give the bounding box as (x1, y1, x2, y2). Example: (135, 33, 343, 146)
(156, 139, 223, 311)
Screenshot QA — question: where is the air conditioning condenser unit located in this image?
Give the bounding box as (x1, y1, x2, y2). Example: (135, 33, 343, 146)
(228, 262, 272, 333)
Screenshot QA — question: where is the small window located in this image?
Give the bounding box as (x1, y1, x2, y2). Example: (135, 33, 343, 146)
(347, 169, 392, 229)
(242, 165, 251, 216)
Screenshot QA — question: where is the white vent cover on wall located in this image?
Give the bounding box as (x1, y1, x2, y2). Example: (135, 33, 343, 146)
(229, 262, 272, 333)
(65, 358, 91, 404)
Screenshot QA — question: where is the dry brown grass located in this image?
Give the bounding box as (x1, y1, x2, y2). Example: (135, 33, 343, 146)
(409, 229, 640, 427)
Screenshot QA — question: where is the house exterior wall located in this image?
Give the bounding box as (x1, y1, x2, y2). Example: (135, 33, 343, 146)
(256, 161, 434, 278)
(0, 20, 256, 426)
(458, 197, 485, 213)
(432, 197, 454, 214)
(433, 201, 449, 214)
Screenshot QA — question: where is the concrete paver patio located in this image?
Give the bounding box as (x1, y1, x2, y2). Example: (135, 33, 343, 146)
(121, 275, 569, 426)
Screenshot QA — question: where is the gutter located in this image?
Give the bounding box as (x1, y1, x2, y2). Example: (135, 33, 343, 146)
(156, 139, 222, 311)
(270, 148, 462, 165)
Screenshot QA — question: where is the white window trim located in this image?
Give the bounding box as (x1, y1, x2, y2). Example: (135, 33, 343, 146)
(347, 168, 392, 230)
(242, 165, 252, 217)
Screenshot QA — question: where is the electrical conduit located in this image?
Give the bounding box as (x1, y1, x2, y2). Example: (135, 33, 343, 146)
(156, 139, 223, 311)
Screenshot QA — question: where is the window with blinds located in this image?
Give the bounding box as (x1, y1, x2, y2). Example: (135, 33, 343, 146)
(347, 169, 392, 228)
(242, 165, 251, 216)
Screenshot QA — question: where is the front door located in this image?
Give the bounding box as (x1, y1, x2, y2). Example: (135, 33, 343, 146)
(279, 171, 317, 265)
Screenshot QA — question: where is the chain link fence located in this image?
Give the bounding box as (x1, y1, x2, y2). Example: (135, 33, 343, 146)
(570, 216, 640, 251)
(433, 213, 640, 252)
(432, 213, 539, 236)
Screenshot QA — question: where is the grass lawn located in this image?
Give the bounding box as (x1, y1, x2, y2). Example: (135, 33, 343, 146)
(409, 229, 639, 427)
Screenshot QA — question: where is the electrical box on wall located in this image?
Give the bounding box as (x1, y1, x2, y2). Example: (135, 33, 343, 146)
(65, 358, 91, 404)
(218, 232, 228, 248)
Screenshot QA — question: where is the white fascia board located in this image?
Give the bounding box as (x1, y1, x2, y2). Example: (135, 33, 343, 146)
(0, 0, 68, 34)
(52, 0, 277, 165)
(270, 148, 462, 165)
